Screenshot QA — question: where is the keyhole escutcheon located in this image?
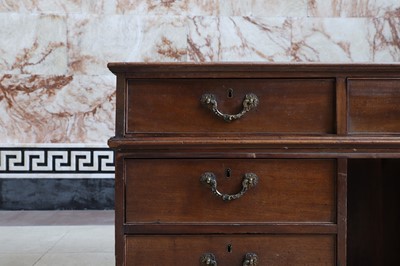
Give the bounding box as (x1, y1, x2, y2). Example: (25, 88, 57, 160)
(227, 88, 234, 98)
(226, 168, 231, 178)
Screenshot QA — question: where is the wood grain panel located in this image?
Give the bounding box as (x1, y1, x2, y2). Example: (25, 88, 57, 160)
(348, 78, 400, 134)
(125, 159, 336, 223)
(125, 235, 335, 266)
(126, 78, 336, 135)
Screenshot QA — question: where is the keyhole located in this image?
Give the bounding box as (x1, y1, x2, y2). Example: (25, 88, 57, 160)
(225, 168, 231, 178)
(227, 88, 233, 98)
(227, 244, 233, 253)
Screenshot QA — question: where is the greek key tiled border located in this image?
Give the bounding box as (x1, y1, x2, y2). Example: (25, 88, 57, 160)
(0, 146, 114, 178)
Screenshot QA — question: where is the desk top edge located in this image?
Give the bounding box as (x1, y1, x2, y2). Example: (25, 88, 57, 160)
(107, 62, 400, 74)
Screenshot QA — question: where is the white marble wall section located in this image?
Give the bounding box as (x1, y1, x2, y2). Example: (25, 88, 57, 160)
(67, 14, 140, 75)
(0, 13, 67, 75)
(115, 0, 219, 16)
(188, 17, 292, 62)
(371, 17, 400, 61)
(292, 17, 400, 62)
(0, 0, 116, 14)
(302, 0, 400, 62)
(0, 0, 399, 145)
(1, 0, 399, 16)
(308, 0, 400, 17)
(220, 0, 307, 17)
(0, 74, 115, 143)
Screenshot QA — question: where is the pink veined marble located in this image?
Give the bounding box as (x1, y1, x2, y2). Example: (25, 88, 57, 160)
(308, 0, 400, 17)
(0, 74, 115, 143)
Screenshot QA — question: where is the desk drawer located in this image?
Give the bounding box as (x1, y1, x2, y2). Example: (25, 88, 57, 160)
(126, 78, 335, 135)
(124, 159, 336, 223)
(348, 78, 400, 134)
(125, 235, 335, 265)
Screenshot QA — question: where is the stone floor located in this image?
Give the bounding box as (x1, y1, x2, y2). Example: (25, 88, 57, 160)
(0, 211, 114, 266)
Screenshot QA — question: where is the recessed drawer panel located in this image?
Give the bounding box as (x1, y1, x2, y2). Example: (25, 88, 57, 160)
(348, 78, 400, 134)
(125, 235, 335, 265)
(126, 79, 336, 135)
(125, 159, 336, 223)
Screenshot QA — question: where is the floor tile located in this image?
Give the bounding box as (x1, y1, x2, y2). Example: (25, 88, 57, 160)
(0, 226, 67, 253)
(0, 212, 115, 266)
(50, 226, 114, 253)
(35, 252, 114, 266)
(0, 253, 42, 266)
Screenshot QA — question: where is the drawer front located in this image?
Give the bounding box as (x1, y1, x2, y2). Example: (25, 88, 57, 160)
(125, 235, 335, 265)
(126, 78, 335, 135)
(125, 159, 336, 223)
(348, 78, 400, 134)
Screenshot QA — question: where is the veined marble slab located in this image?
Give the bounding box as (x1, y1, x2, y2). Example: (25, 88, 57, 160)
(292, 18, 400, 62)
(0, 74, 115, 143)
(188, 16, 292, 62)
(0, 0, 116, 14)
(220, 0, 307, 17)
(67, 15, 187, 75)
(116, 0, 219, 16)
(1, 0, 399, 17)
(0, 13, 67, 75)
(308, 0, 400, 17)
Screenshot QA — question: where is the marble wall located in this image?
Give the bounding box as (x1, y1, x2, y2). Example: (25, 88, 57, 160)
(0, 0, 399, 144)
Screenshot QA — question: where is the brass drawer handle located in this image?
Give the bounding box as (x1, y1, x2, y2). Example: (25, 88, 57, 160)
(243, 253, 258, 266)
(201, 93, 259, 122)
(200, 253, 217, 265)
(200, 252, 258, 265)
(200, 172, 258, 201)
